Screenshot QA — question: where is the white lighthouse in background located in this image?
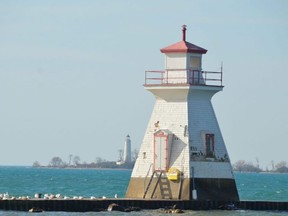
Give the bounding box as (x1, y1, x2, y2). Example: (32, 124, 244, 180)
(123, 135, 131, 163)
(126, 26, 239, 201)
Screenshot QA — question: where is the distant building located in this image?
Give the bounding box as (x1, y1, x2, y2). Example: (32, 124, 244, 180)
(123, 135, 131, 163)
(116, 135, 131, 165)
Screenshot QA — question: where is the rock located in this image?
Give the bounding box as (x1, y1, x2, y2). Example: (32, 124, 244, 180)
(107, 203, 125, 212)
(218, 203, 238, 210)
(172, 209, 184, 213)
(162, 205, 184, 214)
(28, 207, 43, 213)
(124, 206, 141, 212)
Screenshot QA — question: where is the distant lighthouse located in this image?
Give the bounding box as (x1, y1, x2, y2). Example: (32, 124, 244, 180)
(123, 135, 131, 163)
(126, 26, 239, 201)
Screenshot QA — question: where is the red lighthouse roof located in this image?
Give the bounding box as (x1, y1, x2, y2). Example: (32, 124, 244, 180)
(160, 25, 207, 54)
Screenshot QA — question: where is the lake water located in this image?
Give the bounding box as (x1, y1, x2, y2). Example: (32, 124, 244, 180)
(0, 166, 288, 215)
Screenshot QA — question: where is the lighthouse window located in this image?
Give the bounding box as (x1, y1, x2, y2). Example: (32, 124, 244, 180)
(190, 56, 201, 69)
(189, 57, 204, 85)
(205, 134, 215, 158)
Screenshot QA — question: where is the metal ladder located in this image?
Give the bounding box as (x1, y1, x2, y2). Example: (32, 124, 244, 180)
(158, 173, 172, 199)
(143, 171, 172, 199)
(150, 171, 163, 198)
(143, 171, 156, 198)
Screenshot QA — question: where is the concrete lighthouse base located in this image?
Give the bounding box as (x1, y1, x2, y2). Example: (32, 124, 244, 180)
(125, 177, 239, 201)
(125, 177, 191, 200)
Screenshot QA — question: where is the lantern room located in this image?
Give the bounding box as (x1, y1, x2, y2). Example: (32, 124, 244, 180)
(144, 25, 222, 86)
(160, 25, 207, 71)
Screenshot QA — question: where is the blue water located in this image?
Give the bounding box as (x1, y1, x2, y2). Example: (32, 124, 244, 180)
(0, 166, 130, 198)
(236, 172, 288, 201)
(0, 166, 288, 215)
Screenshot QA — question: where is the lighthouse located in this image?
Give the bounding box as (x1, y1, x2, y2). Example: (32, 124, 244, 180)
(123, 135, 131, 163)
(126, 26, 239, 201)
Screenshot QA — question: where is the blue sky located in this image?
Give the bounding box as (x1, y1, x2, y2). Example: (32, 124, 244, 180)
(0, 0, 287, 168)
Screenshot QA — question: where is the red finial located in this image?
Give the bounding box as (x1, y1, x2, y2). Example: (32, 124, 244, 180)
(182, 25, 187, 41)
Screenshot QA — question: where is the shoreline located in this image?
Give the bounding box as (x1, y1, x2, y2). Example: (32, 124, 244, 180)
(2, 166, 288, 174)
(36, 166, 133, 171)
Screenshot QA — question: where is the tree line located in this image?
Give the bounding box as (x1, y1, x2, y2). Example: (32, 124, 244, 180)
(33, 156, 288, 173)
(233, 160, 288, 173)
(32, 154, 135, 169)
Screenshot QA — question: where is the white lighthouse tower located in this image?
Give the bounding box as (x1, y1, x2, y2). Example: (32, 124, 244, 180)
(123, 134, 131, 163)
(126, 26, 239, 201)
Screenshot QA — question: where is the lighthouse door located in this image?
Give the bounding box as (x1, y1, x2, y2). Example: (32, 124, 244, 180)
(154, 134, 168, 171)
